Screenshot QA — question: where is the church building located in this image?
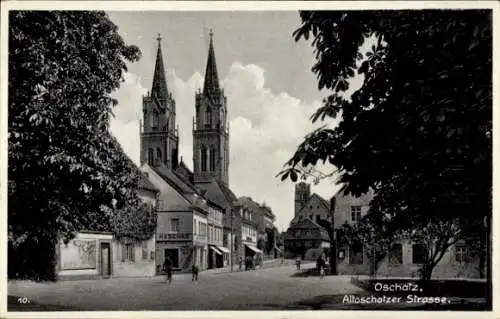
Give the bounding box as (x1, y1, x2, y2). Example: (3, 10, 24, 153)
(140, 31, 239, 272)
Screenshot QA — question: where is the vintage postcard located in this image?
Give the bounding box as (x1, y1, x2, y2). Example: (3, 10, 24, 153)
(1, 1, 498, 318)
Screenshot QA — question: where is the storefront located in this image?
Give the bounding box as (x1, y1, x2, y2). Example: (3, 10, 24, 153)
(217, 246, 231, 267)
(208, 245, 224, 268)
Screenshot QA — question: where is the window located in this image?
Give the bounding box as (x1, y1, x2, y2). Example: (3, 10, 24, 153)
(455, 245, 468, 263)
(316, 215, 321, 223)
(210, 147, 216, 171)
(389, 244, 403, 265)
(205, 107, 212, 127)
(349, 243, 364, 264)
(122, 243, 135, 262)
(351, 206, 362, 222)
(170, 218, 180, 232)
(201, 147, 207, 172)
(412, 244, 427, 264)
(151, 110, 159, 130)
(147, 148, 154, 166)
(156, 148, 162, 166)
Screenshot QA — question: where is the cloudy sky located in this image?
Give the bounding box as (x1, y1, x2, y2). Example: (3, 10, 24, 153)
(107, 11, 364, 231)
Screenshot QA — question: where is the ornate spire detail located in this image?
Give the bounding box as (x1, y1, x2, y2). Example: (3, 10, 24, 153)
(203, 29, 220, 96)
(151, 33, 169, 103)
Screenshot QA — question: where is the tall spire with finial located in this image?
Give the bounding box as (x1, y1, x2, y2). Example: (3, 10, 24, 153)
(151, 33, 169, 103)
(203, 29, 220, 96)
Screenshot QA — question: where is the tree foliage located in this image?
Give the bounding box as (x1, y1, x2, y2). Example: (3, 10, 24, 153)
(8, 11, 153, 280)
(278, 10, 492, 280)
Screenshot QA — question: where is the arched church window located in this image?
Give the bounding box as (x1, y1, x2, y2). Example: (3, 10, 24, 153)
(201, 147, 207, 172)
(151, 109, 159, 131)
(209, 147, 216, 171)
(156, 148, 162, 166)
(147, 148, 154, 166)
(205, 107, 212, 128)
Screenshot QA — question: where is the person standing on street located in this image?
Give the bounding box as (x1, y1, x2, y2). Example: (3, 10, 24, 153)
(163, 257, 173, 284)
(191, 262, 199, 281)
(317, 254, 326, 279)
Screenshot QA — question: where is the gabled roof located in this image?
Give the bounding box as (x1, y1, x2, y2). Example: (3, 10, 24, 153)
(196, 180, 238, 209)
(291, 217, 324, 230)
(139, 174, 159, 193)
(286, 218, 330, 241)
(297, 193, 331, 215)
(154, 165, 197, 197)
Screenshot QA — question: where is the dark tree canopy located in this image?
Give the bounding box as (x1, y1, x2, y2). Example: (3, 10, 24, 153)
(8, 11, 153, 280)
(279, 10, 492, 236)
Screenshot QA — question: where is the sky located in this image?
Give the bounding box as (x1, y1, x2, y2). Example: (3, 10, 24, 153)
(107, 11, 365, 231)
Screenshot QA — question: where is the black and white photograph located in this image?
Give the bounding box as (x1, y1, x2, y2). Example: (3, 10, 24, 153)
(1, 1, 498, 316)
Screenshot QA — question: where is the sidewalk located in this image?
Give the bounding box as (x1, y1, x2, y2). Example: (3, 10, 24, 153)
(204, 259, 305, 274)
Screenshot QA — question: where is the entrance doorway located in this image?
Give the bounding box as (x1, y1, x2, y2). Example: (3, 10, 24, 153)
(100, 242, 111, 277)
(164, 248, 179, 269)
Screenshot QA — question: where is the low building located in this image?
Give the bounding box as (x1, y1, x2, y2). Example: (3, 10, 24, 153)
(332, 189, 483, 278)
(56, 174, 159, 280)
(284, 218, 330, 260)
(283, 182, 333, 260)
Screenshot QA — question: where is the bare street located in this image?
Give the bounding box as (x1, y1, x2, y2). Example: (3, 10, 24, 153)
(9, 263, 364, 311)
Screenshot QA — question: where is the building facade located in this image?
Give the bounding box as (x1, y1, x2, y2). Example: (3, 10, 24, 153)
(56, 174, 159, 280)
(141, 164, 210, 273)
(284, 182, 333, 260)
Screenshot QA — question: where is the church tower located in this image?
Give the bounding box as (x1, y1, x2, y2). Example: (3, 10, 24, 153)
(141, 34, 179, 169)
(193, 30, 229, 185)
(294, 182, 311, 216)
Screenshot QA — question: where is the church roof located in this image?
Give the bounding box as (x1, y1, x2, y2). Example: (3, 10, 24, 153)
(139, 174, 159, 193)
(175, 158, 194, 184)
(151, 34, 169, 104)
(203, 30, 220, 97)
(154, 165, 197, 196)
(196, 180, 238, 209)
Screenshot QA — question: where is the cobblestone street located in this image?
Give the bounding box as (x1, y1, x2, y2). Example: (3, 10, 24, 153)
(9, 263, 364, 311)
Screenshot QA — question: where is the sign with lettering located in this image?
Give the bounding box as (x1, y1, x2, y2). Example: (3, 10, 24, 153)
(60, 239, 97, 270)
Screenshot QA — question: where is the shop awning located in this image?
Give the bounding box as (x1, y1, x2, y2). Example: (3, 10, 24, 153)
(210, 246, 222, 255)
(245, 244, 263, 254)
(217, 246, 230, 254)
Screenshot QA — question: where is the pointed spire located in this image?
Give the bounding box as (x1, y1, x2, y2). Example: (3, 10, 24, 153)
(203, 29, 220, 96)
(151, 33, 169, 102)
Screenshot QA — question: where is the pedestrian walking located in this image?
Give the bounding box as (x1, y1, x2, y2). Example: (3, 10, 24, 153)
(191, 263, 199, 281)
(317, 254, 326, 279)
(296, 257, 301, 270)
(163, 257, 173, 284)
(239, 257, 243, 271)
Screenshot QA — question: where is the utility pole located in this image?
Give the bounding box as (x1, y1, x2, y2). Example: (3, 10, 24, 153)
(230, 208, 233, 272)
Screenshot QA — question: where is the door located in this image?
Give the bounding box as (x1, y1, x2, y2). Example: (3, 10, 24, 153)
(100, 242, 111, 277)
(164, 249, 179, 269)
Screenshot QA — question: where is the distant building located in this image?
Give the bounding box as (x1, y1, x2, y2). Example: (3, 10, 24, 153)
(284, 182, 332, 260)
(240, 197, 278, 256)
(238, 197, 262, 260)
